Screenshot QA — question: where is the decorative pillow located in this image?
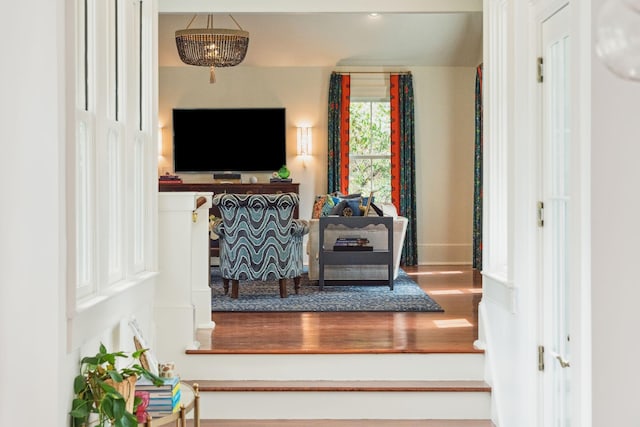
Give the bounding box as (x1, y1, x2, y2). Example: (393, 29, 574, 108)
(330, 200, 354, 216)
(311, 195, 335, 219)
(336, 192, 360, 199)
(330, 198, 363, 216)
(329, 193, 378, 217)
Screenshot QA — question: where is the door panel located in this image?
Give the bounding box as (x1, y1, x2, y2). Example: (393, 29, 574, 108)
(540, 4, 571, 427)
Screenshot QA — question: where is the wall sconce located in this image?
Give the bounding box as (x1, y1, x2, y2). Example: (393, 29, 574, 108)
(297, 126, 312, 156)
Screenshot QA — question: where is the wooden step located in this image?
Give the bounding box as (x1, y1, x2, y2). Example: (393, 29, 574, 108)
(187, 379, 491, 393)
(183, 380, 491, 420)
(176, 353, 486, 382)
(195, 420, 495, 426)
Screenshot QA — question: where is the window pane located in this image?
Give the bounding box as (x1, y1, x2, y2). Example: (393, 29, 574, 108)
(350, 102, 391, 155)
(370, 159, 392, 203)
(350, 102, 371, 156)
(107, 127, 123, 282)
(371, 102, 390, 153)
(349, 158, 372, 194)
(349, 100, 391, 203)
(76, 118, 94, 297)
(349, 158, 392, 203)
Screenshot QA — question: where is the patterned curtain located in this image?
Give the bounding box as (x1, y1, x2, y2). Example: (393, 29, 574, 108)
(390, 74, 417, 266)
(327, 72, 350, 194)
(473, 64, 483, 270)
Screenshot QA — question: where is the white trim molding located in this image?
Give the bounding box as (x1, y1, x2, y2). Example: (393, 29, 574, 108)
(481, 270, 517, 313)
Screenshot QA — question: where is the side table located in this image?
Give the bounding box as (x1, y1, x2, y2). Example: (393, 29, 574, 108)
(139, 381, 200, 427)
(318, 216, 394, 290)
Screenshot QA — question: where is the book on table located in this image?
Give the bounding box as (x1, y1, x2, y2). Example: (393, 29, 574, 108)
(136, 375, 180, 392)
(333, 236, 373, 251)
(146, 389, 182, 416)
(147, 391, 181, 406)
(137, 375, 182, 415)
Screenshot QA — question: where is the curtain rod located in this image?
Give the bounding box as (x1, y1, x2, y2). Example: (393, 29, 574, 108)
(332, 71, 412, 75)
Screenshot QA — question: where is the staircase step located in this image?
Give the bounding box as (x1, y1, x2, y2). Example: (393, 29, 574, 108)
(185, 380, 491, 420)
(177, 353, 486, 381)
(198, 420, 495, 426)
(189, 379, 491, 393)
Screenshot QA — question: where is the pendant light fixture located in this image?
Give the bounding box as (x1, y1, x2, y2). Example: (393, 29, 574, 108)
(595, 0, 640, 81)
(175, 14, 249, 83)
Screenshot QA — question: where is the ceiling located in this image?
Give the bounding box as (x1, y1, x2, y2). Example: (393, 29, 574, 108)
(158, 12, 483, 68)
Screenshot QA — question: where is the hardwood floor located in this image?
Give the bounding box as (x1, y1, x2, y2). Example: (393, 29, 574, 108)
(193, 264, 482, 354)
(188, 265, 488, 426)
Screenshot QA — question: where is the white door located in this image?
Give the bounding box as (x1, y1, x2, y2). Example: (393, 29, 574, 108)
(539, 3, 571, 427)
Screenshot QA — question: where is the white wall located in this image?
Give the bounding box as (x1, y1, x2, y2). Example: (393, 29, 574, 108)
(479, 0, 640, 426)
(159, 65, 476, 265)
(0, 2, 66, 425)
(413, 67, 476, 264)
(590, 1, 640, 425)
(0, 2, 163, 426)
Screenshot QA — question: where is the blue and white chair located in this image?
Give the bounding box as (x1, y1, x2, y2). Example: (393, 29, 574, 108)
(212, 192, 309, 299)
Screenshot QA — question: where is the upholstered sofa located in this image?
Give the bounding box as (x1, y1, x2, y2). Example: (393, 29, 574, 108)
(307, 212, 408, 281)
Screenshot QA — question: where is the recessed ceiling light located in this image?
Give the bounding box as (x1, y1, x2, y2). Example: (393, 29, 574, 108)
(368, 13, 380, 18)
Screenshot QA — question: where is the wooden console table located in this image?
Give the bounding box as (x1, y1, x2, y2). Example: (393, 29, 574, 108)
(158, 182, 300, 218)
(159, 182, 300, 259)
(318, 216, 394, 290)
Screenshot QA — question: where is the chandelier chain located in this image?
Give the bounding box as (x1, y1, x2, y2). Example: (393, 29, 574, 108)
(229, 15, 244, 31)
(186, 14, 198, 30)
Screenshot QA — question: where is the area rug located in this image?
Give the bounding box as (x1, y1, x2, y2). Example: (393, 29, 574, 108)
(210, 268, 444, 312)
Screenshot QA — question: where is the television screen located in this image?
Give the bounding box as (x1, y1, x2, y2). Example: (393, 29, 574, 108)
(172, 108, 287, 173)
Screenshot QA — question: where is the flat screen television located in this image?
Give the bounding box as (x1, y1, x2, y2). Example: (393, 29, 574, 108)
(172, 108, 287, 173)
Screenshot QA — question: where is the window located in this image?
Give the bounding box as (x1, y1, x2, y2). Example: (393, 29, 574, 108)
(349, 101, 392, 203)
(71, 0, 156, 307)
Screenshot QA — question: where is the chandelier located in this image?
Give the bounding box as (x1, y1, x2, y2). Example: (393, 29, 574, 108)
(175, 15, 249, 83)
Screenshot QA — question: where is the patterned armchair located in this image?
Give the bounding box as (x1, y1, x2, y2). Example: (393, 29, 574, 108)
(212, 192, 309, 299)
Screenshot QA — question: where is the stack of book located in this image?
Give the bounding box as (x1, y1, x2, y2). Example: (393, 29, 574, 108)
(333, 236, 373, 251)
(159, 173, 182, 184)
(136, 376, 181, 417)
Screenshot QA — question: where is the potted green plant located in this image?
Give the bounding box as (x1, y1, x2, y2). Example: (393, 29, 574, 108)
(70, 343, 163, 427)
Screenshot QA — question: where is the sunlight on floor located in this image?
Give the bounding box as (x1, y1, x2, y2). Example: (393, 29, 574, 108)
(429, 289, 464, 295)
(433, 318, 473, 329)
(410, 270, 464, 276)
(429, 288, 482, 295)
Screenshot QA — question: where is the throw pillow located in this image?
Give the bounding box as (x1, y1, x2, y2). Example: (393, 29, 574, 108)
(330, 200, 354, 216)
(311, 194, 335, 219)
(329, 193, 377, 217)
(339, 193, 361, 199)
(331, 192, 361, 203)
(330, 198, 363, 216)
